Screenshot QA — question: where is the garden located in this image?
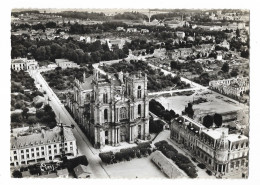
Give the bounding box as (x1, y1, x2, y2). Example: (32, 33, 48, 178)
(100, 60, 190, 91)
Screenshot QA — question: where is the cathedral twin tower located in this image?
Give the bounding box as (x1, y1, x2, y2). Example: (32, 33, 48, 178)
(68, 68, 150, 149)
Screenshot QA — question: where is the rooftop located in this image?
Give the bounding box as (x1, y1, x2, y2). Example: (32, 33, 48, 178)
(10, 127, 75, 150)
(81, 76, 93, 90)
(227, 134, 248, 142)
(74, 164, 91, 177)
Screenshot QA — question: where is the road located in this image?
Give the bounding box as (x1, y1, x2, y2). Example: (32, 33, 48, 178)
(148, 87, 201, 97)
(31, 70, 109, 178)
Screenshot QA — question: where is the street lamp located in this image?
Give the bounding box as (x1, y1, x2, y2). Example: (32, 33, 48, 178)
(56, 123, 75, 162)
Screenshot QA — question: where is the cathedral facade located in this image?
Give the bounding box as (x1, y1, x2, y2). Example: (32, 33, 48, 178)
(67, 68, 150, 149)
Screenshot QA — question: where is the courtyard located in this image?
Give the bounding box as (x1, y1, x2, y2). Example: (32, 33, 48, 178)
(102, 155, 167, 179)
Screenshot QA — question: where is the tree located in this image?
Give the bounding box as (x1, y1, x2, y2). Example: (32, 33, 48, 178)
(28, 116, 37, 125)
(236, 28, 240, 38)
(22, 107, 29, 119)
(185, 103, 194, 118)
(230, 68, 239, 77)
(221, 62, 229, 73)
(11, 113, 22, 123)
(214, 113, 223, 127)
(12, 170, 22, 178)
(203, 115, 214, 128)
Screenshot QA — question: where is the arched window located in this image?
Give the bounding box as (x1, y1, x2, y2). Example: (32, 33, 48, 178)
(138, 104, 141, 116)
(137, 86, 142, 98)
(103, 93, 108, 103)
(104, 109, 108, 120)
(120, 107, 127, 120)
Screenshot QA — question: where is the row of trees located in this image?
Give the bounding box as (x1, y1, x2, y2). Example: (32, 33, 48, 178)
(99, 142, 152, 164)
(149, 99, 177, 122)
(154, 140, 198, 178)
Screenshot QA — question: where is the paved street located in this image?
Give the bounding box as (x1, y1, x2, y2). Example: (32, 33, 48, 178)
(31, 70, 109, 178)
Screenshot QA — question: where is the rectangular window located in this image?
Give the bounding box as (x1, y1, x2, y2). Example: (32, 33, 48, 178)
(21, 150, 24, 153)
(14, 156, 17, 160)
(26, 149, 29, 153)
(48, 145, 51, 149)
(231, 162, 234, 168)
(54, 149, 57, 154)
(236, 161, 240, 167)
(21, 155, 24, 160)
(70, 147, 73, 151)
(31, 148, 34, 152)
(42, 151, 44, 156)
(13, 151, 17, 154)
(26, 154, 29, 158)
(32, 153, 35, 158)
(65, 143, 67, 146)
(70, 142, 73, 145)
(49, 150, 52, 154)
(36, 148, 39, 151)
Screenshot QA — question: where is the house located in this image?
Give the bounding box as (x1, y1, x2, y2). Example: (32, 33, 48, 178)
(11, 58, 39, 71)
(126, 28, 137, 33)
(187, 36, 195, 42)
(10, 127, 77, 167)
(170, 115, 249, 178)
(153, 48, 167, 59)
(176, 31, 185, 39)
(116, 27, 125, 32)
(57, 168, 69, 178)
(106, 38, 126, 50)
(140, 29, 149, 34)
(219, 40, 230, 50)
(48, 63, 58, 69)
(55, 59, 80, 69)
(73, 164, 91, 178)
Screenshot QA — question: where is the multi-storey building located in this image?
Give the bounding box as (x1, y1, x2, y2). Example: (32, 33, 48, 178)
(170, 115, 249, 178)
(55, 59, 80, 69)
(209, 77, 249, 98)
(67, 68, 150, 148)
(11, 58, 39, 71)
(10, 127, 77, 167)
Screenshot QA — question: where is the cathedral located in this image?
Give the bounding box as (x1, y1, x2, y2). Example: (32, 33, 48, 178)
(67, 68, 150, 149)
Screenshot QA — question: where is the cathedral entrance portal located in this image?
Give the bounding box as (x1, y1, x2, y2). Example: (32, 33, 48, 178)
(138, 125, 141, 139)
(105, 130, 108, 145)
(120, 126, 126, 142)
